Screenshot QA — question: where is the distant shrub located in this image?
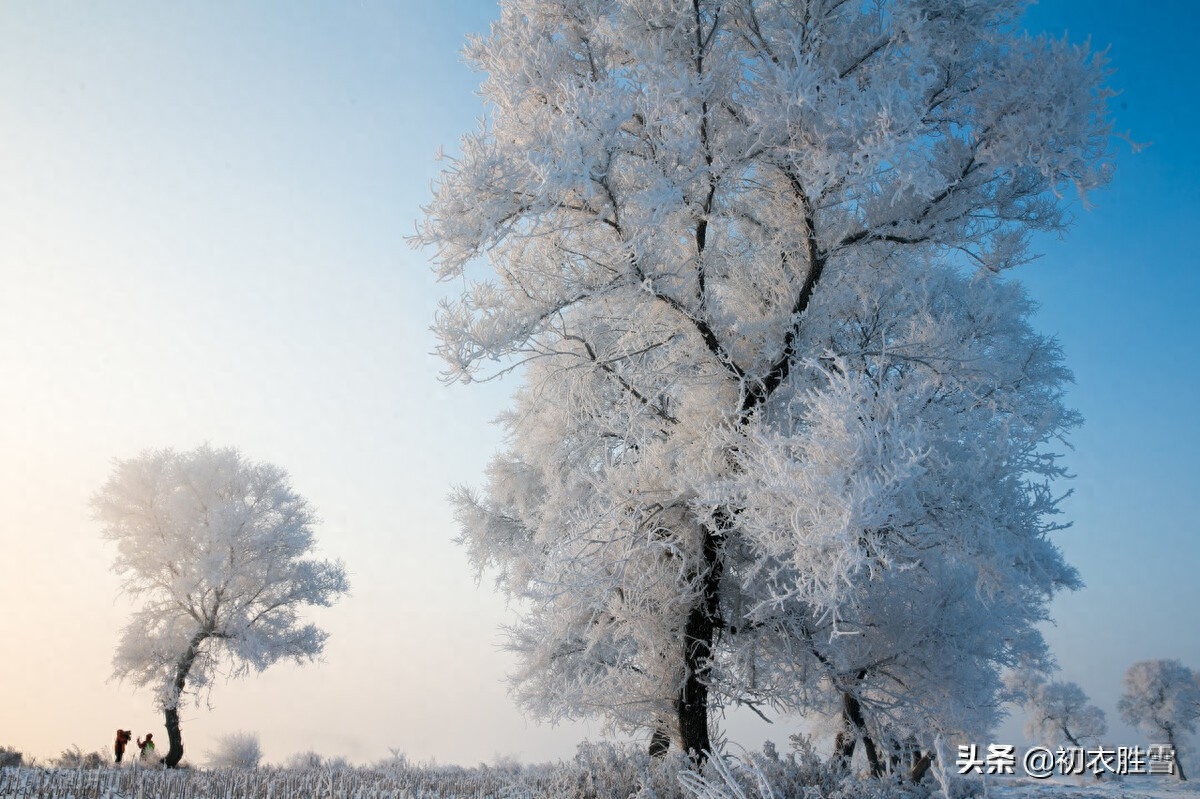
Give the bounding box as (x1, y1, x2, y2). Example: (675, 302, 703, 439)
(283, 750, 349, 771)
(52, 745, 106, 769)
(206, 732, 262, 769)
(285, 750, 324, 770)
(0, 746, 23, 768)
(374, 748, 408, 774)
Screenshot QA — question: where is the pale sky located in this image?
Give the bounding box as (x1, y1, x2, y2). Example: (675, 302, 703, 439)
(1, 1, 1197, 768)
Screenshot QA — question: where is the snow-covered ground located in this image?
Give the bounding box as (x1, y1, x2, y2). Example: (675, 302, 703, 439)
(1, 748, 1196, 799)
(988, 776, 1198, 799)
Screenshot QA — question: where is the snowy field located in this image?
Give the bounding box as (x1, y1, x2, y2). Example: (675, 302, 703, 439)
(986, 778, 1198, 799)
(2, 746, 1197, 799)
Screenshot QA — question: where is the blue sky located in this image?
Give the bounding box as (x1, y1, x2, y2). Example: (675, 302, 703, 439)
(1013, 0, 1200, 673)
(0, 0, 1196, 767)
(990, 0, 1200, 750)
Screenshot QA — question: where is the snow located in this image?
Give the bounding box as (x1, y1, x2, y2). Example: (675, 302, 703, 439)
(989, 775, 1199, 799)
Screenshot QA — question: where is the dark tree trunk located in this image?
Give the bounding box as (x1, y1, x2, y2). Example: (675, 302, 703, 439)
(161, 629, 208, 769)
(1166, 727, 1187, 781)
(1060, 727, 1103, 780)
(835, 688, 883, 777)
(676, 666, 711, 764)
(676, 524, 724, 764)
(163, 706, 184, 768)
(909, 751, 933, 783)
(863, 737, 882, 778)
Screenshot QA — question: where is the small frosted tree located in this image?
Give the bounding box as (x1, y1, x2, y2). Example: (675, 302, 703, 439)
(1009, 669, 1106, 776)
(1026, 681, 1106, 750)
(94, 445, 349, 768)
(1118, 659, 1199, 781)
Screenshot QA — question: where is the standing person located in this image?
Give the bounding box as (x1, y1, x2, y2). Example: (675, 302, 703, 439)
(136, 733, 156, 763)
(114, 729, 132, 764)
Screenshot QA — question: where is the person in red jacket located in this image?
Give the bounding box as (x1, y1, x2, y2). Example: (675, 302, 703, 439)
(114, 729, 132, 764)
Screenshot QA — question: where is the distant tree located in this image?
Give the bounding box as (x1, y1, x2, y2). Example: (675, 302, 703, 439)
(94, 445, 349, 769)
(1118, 659, 1199, 781)
(1009, 669, 1106, 776)
(206, 732, 263, 769)
(423, 0, 1113, 765)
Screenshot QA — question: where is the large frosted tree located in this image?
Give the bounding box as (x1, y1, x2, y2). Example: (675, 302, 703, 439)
(94, 445, 349, 768)
(421, 0, 1113, 764)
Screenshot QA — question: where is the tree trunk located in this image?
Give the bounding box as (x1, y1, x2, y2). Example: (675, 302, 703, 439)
(161, 629, 208, 768)
(1166, 727, 1187, 781)
(909, 751, 933, 783)
(835, 688, 883, 777)
(162, 706, 184, 768)
(1059, 727, 1102, 780)
(676, 524, 723, 764)
(676, 666, 711, 764)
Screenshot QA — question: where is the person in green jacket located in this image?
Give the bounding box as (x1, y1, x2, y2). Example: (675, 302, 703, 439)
(136, 733, 156, 763)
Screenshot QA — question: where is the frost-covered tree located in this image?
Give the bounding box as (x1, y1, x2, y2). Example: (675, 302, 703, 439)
(457, 258, 1075, 772)
(94, 445, 349, 768)
(422, 0, 1112, 763)
(1010, 671, 1106, 759)
(1118, 659, 1199, 781)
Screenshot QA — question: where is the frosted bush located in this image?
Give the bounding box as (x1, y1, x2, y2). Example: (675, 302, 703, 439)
(284, 750, 350, 771)
(51, 745, 106, 769)
(680, 741, 939, 799)
(206, 731, 262, 769)
(284, 750, 324, 770)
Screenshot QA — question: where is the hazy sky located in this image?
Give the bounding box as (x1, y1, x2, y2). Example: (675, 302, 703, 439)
(1, 0, 1197, 768)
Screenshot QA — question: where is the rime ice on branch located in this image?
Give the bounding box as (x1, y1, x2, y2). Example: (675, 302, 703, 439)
(420, 0, 1114, 768)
